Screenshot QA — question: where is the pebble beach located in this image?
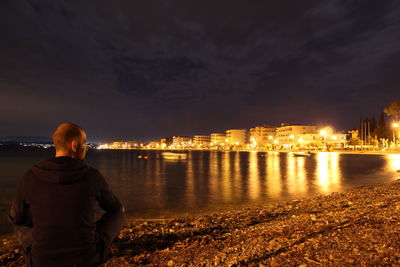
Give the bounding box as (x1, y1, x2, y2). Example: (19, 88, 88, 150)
(2, 179, 400, 266)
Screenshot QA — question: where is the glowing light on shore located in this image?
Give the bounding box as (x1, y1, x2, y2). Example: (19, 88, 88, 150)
(97, 144, 109, 149)
(387, 154, 400, 172)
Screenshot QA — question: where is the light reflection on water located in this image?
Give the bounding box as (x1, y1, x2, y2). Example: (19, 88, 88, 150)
(266, 152, 281, 199)
(316, 152, 342, 193)
(93, 150, 398, 221)
(1, 148, 400, 235)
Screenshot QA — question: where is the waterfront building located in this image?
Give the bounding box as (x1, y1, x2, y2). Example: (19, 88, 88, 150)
(226, 129, 248, 146)
(126, 141, 139, 148)
(210, 133, 227, 149)
(160, 137, 172, 149)
(99, 141, 138, 149)
(210, 133, 226, 145)
(172, 136, 191, 148)
(147, 141, 161, 149)
(249, 125, 276, 148)
(276, 123, 318, 147)
(277, 123, 348, 149)
(327, 133, 348, 148)
(193, 135, 211, 148)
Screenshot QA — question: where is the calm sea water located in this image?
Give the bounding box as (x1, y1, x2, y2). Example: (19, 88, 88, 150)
(1, 147, 400, 236)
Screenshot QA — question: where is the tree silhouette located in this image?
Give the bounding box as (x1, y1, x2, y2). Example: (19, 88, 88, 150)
(384, 100, 400, 121)
(373, 112, 390, 140)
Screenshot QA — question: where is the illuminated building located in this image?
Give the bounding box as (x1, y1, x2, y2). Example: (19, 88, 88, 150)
(147, 141, 161, 149)
(160, 138, 172, 148)
(226, 129, 248, 146)
(277, 123, 347, 149)
(210, 133, 226, 145)
(277, 123, 318, 145)
(172, 136, 191, 148)
(249, 125, 276, 148)
(193, 135, 211, 148)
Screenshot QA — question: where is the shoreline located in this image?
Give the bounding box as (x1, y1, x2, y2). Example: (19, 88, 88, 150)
(97, 147, 400, 156)
(2, 181, 400, 266)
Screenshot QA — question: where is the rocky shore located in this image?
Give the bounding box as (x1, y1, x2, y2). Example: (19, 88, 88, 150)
(2, 180, 400, 266)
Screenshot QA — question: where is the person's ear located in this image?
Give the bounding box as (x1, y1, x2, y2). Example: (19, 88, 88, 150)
(71, 140, 78, 152)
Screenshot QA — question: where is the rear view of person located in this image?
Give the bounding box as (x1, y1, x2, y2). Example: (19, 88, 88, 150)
(9, 122, 126, 266)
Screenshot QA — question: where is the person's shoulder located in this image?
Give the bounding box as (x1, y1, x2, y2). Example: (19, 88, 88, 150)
(18, 166, 39, 187)
(22, 165, 38, 180)
(85, 166, 106, 181)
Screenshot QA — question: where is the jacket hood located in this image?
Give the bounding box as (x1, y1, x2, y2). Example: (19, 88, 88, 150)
(31, 156, 90, 184)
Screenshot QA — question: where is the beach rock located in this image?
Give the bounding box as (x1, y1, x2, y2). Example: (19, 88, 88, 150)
(4, 181, 400, 266)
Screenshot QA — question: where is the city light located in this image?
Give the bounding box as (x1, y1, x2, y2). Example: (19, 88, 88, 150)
(393, 122, 399, 145)
(94, 123, 354, 152)
(320, 129, 328, 150)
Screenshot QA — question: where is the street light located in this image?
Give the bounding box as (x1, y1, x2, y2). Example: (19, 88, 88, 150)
(298, 138, 304, 149)
(320, 130, 327, 150)
(393, 122, 399, 146)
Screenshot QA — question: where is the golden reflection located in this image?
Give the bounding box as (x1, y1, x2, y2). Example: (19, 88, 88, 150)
(296, 157, 307, 194)
(233, 152, 241, 200)
(209, 151, 220, 203)
(149, 154, 164, 209)
(386, 154, 400, 172)
(185, 152, 195, 207)
(221, 152, 232, 201)
(287, 154, 296, 194)
(286, 154, 307, 195)
(316, 152, 342, 193)
(266, 152, 282, 198)
(248, 151, 260, 200)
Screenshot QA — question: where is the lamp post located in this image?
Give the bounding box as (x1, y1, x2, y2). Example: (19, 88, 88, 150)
(298, 138, 304, 150)
(393, 122, 399, 146)
(320, 130, 327, 151)
(273, 139, 278, 150)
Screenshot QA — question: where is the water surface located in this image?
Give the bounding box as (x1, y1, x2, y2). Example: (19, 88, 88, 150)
(1, 147, 400, 235)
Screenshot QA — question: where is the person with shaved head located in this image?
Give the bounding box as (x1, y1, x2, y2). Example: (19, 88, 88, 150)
(10, 122, 125, 267)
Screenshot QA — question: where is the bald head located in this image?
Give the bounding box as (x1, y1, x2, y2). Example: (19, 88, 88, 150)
(52, 123, 87, 159)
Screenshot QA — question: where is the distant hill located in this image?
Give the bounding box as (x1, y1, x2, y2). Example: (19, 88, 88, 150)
(0, 136, 52, 144)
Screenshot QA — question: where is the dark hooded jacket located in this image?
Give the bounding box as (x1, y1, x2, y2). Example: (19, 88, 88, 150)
(9, 156, 123, 266)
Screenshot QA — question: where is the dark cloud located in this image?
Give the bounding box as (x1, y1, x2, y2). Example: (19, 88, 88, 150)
(1, 0, 400, 141)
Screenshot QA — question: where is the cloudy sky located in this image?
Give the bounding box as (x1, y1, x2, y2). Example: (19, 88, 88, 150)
(1, 0, 400, 142)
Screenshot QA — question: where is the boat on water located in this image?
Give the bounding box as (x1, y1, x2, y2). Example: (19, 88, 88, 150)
(161, 152, 188, 160)
(292, 151, 311, 157)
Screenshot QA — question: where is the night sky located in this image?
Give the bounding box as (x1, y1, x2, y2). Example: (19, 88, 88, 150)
(1, 0, 400, 142)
